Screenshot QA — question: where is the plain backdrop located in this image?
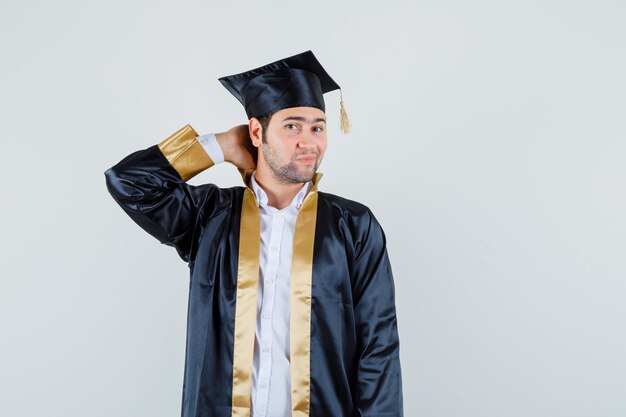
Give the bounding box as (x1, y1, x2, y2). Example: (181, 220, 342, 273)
(1, 0, 625, 416)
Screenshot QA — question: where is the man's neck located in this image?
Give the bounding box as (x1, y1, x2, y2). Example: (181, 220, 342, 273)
(253, 167, 308, 210)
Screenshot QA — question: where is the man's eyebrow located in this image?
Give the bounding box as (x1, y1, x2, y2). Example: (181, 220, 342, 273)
(281, 116, 327, 124)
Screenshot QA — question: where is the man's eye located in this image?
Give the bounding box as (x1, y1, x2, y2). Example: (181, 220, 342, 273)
(286, 124, 298, 130)
(313, 126, 324, 132)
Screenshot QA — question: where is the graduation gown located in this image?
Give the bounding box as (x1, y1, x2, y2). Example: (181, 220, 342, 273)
(104, 125, 403, 417)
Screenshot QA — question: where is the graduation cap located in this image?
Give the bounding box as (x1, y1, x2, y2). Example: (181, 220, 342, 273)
(218, 50, 350, 133)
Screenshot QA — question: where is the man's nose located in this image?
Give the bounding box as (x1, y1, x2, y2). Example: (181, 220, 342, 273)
(298, 130, 318, 147)
(298, 140, 316, 149)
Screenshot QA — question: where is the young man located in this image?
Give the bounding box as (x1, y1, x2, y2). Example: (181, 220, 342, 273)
(105, 50, 403, 417)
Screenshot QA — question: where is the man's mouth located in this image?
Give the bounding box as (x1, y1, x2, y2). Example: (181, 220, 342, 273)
(296, 154, 317, 163)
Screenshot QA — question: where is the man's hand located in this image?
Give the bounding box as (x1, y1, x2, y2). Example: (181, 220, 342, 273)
(215, 124, 257, 170)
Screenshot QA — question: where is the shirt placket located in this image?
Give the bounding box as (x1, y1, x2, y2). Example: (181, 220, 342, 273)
(255, 207, 285, 417)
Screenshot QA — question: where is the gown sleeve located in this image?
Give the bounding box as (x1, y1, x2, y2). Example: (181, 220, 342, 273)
(104, 124, 225, 264)
(352, 210, 404, 417)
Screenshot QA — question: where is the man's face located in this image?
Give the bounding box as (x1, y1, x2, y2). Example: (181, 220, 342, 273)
(259, 106, 328, 184)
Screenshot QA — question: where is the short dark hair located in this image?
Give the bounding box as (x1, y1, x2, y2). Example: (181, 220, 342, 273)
(258, 112, 275, 144)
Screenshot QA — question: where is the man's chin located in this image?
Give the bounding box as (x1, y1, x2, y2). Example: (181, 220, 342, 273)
(276, 163, 317, 184)
(289, 175, 314, 184)
(285, 171, 315, 184)
(301, 166, 318, 182)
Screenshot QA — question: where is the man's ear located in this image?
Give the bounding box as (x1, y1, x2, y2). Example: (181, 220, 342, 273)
(249, 117, 262, 148)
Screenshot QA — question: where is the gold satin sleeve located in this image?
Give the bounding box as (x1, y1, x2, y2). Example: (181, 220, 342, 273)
(157, 124, 215, 181)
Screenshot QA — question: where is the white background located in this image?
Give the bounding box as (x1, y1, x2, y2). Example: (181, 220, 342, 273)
(1, 0, 625, 416)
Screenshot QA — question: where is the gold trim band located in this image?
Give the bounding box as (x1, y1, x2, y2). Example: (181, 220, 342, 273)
(231, 184, 261, 417)
(290, 173, 321, 417)
(230, 170, 322, 417)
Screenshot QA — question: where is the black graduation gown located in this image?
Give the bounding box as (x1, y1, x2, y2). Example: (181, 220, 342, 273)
(104, 124, 403, 417)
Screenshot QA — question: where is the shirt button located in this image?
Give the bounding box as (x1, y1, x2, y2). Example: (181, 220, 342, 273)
(262, 347, 270, 352)
(271, 246, 278, 252)
(199, 137, 208, 144)
(262, 313, 270, 319)
(267, 278, 274, 283)
(259, 383, 267, 389)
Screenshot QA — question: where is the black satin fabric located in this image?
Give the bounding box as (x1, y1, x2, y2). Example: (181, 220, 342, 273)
(310, 195, 404, 417)
(218, 50, 341, 119)
(104, 145, 403, 417)
(243, 69, 325, 119)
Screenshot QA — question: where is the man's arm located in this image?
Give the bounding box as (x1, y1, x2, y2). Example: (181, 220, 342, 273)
(104, 124, 255, 263)
(352, 210, 404, 417)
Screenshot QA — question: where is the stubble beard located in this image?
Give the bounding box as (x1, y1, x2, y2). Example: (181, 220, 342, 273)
(261, 135, 318, 184)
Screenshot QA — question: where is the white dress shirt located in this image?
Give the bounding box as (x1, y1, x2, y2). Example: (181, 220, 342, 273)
(197, 133, 312, 417)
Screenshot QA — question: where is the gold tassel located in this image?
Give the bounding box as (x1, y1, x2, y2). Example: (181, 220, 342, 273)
(339, 89, 351, 134)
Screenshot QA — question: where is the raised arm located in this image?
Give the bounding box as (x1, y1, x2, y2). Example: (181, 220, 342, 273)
(103, 124, 255, 263)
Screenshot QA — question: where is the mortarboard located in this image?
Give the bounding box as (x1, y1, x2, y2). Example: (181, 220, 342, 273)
(218, 50, 350, 133)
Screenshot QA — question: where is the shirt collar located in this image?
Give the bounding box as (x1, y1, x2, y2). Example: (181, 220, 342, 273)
(250, 170, 312, 210)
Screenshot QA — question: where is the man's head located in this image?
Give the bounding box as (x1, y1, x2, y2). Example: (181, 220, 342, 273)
(249, 106, 328, 184)
(218, 51, 344, 184)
